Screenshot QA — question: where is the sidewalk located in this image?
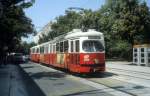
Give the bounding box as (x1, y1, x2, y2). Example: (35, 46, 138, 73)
(0, 65, 11, 96)
(0, 64, 46, 96)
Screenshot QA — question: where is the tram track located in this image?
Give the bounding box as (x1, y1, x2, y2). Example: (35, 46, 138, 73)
(68, 71, 150, 96)
(30, 62, 150, 96)
(84, 73, 150, 96)
(68, 74, 135, 96)
(107, 67, 150, 80)
(34, 63, 134, 96)
(88, 80, 136, 96)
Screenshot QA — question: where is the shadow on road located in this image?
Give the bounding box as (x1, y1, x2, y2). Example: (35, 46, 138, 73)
(73, 72, 118, 78)
(22, 66, 35, 69)
(63, 89, 107, 96)
(29, 71, 66, 80)
(18, 65, 46, 96)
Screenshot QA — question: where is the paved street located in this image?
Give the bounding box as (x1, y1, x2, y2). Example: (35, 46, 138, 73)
(1, 61, 150, 96)
(20, 62, 125, 96)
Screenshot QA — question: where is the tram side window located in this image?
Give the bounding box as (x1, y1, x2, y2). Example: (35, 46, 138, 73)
(51, 44, 53, 53)
(60, 42, 64, 52)
(30, 49, 32, 54)
(33, 48, 35, 53)
(49, 44, 50, 53)
(46, 45, 48, 53)
(44, 45, 49, 54)
(42, 47, 44, 53)
(32, 48, 34, 53)
(31, 49, 32, 53)
(75, 40, 79, 52)
(40, 46, 44, 54)
(36, 48, 39, 53)
(56, 43, 60, 52)
(64, 40, 68, 52)
(34, 48, 36, 53)
(49, 44, 52, 53)
(53, 45, 56, 53)
(71, 41, 74, 52)
(40, 47, 42, 53)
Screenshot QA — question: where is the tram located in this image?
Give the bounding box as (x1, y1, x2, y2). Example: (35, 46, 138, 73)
(30, 29, 105, 73)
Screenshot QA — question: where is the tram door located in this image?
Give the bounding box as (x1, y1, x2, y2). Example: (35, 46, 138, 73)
(64, 40, 69, 69)
(69, 40, 80, 65)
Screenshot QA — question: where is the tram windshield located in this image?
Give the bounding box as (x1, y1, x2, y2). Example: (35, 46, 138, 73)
(82, 40, 104, 52)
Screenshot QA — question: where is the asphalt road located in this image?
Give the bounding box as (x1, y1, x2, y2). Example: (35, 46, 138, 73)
(14, 61, 150, 96)
(20, 62, 115, 96)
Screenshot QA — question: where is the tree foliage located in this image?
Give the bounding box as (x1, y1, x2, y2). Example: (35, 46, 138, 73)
(16, 41, 36, 55)
(38, 0, 150, 60)
(0, 0, 35, 56)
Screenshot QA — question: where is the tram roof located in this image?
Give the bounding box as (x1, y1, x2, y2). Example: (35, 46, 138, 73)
(31, 29, 103, 48)
(65, 29, 103, 39)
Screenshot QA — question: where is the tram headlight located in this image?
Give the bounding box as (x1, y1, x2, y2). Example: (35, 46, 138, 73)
(84, 55, 90, 62)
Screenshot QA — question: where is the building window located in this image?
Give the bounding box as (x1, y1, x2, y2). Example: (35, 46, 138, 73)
(141, 59, 144, 63)
(148, 53, 150, 57)
(148, 59, 150, 63)
(141, 48, 144, 52)
(134, 48, 137, 52)
(134, 59, 137, 62)
(141, 53, 144, 57)
(134, 53, 137, 57)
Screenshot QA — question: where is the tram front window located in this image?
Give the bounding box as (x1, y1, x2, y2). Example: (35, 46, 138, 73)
(82, 40, 104, 52)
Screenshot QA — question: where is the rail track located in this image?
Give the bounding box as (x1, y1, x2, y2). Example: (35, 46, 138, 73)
(85, 72, 150, 96)
(31, 62, 150, 96)
(107, 67, 150, 80)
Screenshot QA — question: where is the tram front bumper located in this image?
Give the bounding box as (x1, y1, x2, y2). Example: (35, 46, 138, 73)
(79, 64, 105, 73)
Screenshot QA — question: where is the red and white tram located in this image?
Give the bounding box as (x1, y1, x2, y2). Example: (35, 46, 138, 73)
(30, 29, 105, 73)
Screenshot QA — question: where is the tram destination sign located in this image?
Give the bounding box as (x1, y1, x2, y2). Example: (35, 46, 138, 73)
(88, 36, 101, 39)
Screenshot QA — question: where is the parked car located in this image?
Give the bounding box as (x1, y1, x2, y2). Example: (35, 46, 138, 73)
(9, 53, 26, 64)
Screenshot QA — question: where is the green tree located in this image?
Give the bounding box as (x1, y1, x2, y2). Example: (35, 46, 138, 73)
(112, 0, 150, 44)
(0, 0, 35, 56)
(38, 0, 150, 60)
(17, 41, 36, 55)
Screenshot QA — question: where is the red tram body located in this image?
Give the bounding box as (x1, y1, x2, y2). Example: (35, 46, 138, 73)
(30, 29, 105, 73)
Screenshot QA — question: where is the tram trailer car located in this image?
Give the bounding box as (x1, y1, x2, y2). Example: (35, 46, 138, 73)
(30, 29, 105, 74)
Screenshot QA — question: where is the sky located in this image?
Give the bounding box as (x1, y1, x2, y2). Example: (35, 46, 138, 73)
(23, 0, 150, 43)
(23, 0, 105, 42)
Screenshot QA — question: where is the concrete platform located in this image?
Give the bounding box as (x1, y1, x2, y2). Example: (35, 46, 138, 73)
(20, 62, 115, 96)
(0, 64, 46, 96)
